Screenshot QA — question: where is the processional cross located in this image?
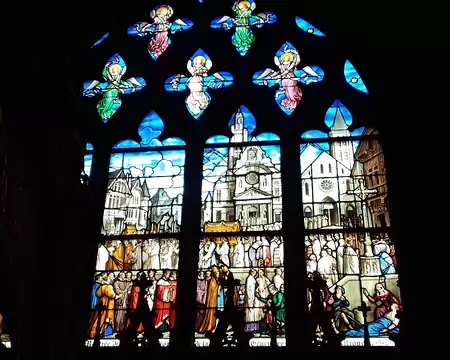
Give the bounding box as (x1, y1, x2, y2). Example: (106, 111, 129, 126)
(346, 178, 377, 228)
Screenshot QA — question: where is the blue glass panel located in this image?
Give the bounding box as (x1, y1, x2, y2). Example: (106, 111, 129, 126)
(295, 17, 325, 36)
(91, 32, 109, 47)
(228, 105, 256, 139)
(344, 60, 369, 94)
(206, 135, 229, 144)
(162, 137, 186, 146)
(301, 129, 328, 140)
(254, 132, 280, 141)
(324, 100, 353, 128)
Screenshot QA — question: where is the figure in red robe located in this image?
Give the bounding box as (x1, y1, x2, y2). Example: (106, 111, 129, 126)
(169, 271, 177, 330)
(154, 269, 174, 331)
(120, 273, 159, 348)
(126, 275, 144, 333)
(363, 283, 401, 319)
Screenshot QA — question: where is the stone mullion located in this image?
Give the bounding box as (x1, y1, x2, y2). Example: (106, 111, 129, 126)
(171, 138, 204, 349)
(279, 129, 308, 348)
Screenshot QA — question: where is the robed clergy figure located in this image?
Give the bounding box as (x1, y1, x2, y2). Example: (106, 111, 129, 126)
(198, 266, 221, 333)
(89, 273, 116, 338)
(154, 269, 175, 330)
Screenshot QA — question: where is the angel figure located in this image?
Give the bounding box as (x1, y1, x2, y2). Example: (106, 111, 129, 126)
(253, 42, 324, 115)
(165, 49, 234, 119)
(83, 54, 146, 121)
(128, 5, 193, 60)
(211, 0, 277, 56)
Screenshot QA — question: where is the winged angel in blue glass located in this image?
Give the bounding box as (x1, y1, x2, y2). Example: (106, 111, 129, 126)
(211, 0, 277, 56)
(253, 42, 324, 115)
(128, 5, 193, 60)
(165, 49, 233, 119)
(83, 54, 146, 121)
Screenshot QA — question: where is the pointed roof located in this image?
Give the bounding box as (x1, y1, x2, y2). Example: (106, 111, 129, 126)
(330, 108, 348, 131)
(234, 187, 273, 200)
(150, 188, 174, 206)
(141, 180, 150, 198)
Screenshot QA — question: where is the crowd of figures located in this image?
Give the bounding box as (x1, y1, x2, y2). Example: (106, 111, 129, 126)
(88, 269, 178, 340)
(196, 265, 286, 342)
(307, 272, 402, 343)
(96, 239, 180, 271)
(87, 231, 401, 346)
(198, 236, 284, 269)
(305, 233, 397, 286)
(304, 232, 402, 343)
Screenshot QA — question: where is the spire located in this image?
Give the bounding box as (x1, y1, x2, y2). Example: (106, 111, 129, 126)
(331, 108, 348, 131)
(232, 109, 244, 132)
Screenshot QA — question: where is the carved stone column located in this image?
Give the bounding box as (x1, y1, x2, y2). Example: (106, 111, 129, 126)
(359, 233, 381, 276)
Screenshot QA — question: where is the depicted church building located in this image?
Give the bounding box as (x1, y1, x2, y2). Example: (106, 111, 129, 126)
(201, 110, 282, 231)
(301, 107, 385, 230)
(103, 169, 183, 235)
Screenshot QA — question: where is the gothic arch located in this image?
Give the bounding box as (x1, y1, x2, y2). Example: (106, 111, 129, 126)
(79, 0, 401, 351)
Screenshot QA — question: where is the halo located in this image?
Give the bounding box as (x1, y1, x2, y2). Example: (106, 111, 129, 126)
(108, 63, 122, 75)
(193, 55, 206, 65)
(281, 52, 294, 62)
(238, 1, 251, 10)
(157, 6, 169, 15)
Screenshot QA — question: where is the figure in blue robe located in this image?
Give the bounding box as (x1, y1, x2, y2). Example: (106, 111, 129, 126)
(379, 252, 396, 274)
(346, 317, 399, 337)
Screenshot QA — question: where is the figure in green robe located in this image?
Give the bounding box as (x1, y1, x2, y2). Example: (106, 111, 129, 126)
(211, 1, 277, 56)
(259, 284, 285, 334)
(83, 54, 146, 122)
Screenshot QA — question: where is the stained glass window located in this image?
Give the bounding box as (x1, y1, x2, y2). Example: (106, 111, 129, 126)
(127, 5, 193, 60)
(295, 17, 325, 36)
(253, 42, 324, 115)
(83, 54, 146, 122)
(86, 111, 185, 347)
(196, 106, 285, 347)
(165, 49, 234, 119)
(344, 60, 369, 94)
(82, 143, 93, 183)
(92, 32, 110, 48)
(211, 1, 277, 56)
(302, 101, 400, 346)
(80, 0, 405, 350)
(0, 313, 11, 348)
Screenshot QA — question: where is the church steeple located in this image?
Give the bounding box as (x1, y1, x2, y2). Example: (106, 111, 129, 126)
(230, 108, 248, 143)
(329, 108, 350, 138)
(329, 108, 353, 170)
(229, 108, 248, 169)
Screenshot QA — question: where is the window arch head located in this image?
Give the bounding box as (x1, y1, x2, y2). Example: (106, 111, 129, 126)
(80, 1, 397, 350)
